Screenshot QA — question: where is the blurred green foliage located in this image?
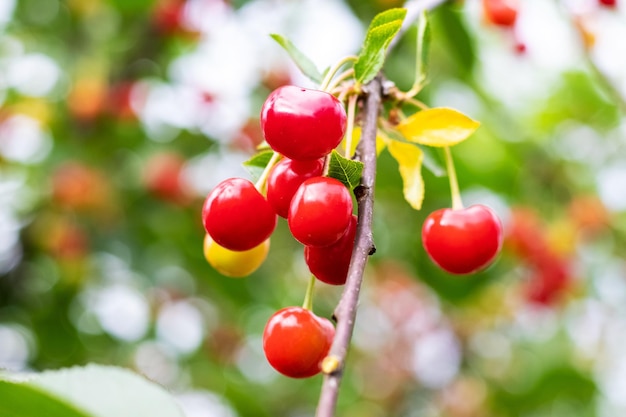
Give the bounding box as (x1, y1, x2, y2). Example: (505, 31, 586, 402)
(1, 0, 625, 416)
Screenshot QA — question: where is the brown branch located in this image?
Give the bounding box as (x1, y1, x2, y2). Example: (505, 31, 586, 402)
(315, 75, 382, 417)
(315, 2, 449, 416)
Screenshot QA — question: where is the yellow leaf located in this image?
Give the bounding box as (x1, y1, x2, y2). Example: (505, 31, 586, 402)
(343, 126, 386, 157)
(396, 107, 480, 147)
(387, 140, 424, 210)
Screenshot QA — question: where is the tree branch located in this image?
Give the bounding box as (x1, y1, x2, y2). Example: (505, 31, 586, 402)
(315, 75, 382, 417)
(315, 2, 449, 416)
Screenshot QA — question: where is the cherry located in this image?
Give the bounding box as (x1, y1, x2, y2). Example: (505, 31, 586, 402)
(288, 177, 353, 247)
(260, 85, 347, 161)
(266, 157, 324, 218)
(202, 178, 277, 251)
(304, 215, 357, 285)
(263, 306, 334, 378)
(598, 0, 617, 7)
(203, 234, 270, 278)
(422, 205, 503, 275)
(482, 0, 518, 27)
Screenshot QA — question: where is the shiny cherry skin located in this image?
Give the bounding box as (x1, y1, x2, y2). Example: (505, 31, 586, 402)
(421, 205, 503, 275)
(288, 177, 353, 247)
(203, 234, 270, 278)
(261, 85, 347, 161)
(263, 307, 335, 378)
(266, 157, 324, 218)
(482, 0, 518, 27)
(202, 178, 277, 251)
(305, 215, 357, 285)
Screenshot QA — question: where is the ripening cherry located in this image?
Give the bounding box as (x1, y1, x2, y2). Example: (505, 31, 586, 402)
(203, 234, 270, 278)
(261, 85, 347, 161)
(288, 177, 353, 247)
(422, 205, 503, 275)
(482, 0, 519, 27)
(266, 157, 324, 218)
(202, 178, 277, 251)
(263, 306, 335, 378)
(305, 215, 357, 285)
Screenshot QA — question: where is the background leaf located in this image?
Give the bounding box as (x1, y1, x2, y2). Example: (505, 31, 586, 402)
(28, 365, 185, 417)
(0, 380, 93, 417)
(397, 107, 480, 147)
(386, 140, 424, 210)
(270, 34, 324, 84)
(354, 8, 407, 84)
(327, 150, 364, 190)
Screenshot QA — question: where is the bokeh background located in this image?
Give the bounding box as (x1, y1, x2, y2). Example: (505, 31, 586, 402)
(1, 0, 626, 416)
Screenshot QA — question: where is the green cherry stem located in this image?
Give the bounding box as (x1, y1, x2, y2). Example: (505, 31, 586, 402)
(344, 93, 358, 158)
(319, 56, 358, 92)
(444, 146, 464, 210)
(254, 151, 282, 195)
(327, 69, 355, 93)
(302, 274, 316, 311)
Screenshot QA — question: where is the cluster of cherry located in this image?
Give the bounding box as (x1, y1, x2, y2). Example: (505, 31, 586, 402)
(202, 85, 353, 378)
(201, 83, 505, 378)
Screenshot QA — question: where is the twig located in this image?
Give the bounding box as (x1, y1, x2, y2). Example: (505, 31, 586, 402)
(315, 2, 448, 416)
(315, 75, 381, 417)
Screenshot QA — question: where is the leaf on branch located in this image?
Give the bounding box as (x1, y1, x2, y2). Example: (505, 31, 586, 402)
(242, 149, 275, 181)
(327, 150, 363, 190)
(270, 34, 324, 84)
(415, 11, 431, 88)
(354, 8, 407, 85)
(396, 107, 480, 147)
(386, 140, 425, 210)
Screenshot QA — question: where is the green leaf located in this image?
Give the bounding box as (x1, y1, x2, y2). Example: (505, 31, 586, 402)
(396, 107, 480, 147)
(386, 140, 424, 210)
(27, 365, 185, 417)
(415, 11, 431, 87)
(243, 150, 275, 181)
(270, 34, 324, 84)
(354, 8, 407, 84)
(0, 380, 93, 417)
(327, 150, 364, 190)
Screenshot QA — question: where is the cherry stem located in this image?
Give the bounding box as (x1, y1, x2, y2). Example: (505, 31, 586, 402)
(444, 146, 464, 210)
(344, 93, 358, 158)
(319, 56, 358, 92)
(327, 68, 355, 93)
(302, 274, 316, 311)
(322, 153, 331, 177)
(254, 151, 281, 195)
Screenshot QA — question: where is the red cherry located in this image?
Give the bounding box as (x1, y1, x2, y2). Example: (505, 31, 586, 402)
(422, 205, 503, 275)
(202, 178, 277, 251)
(288, 177, 353, 247)
(304, 215, 357, 285)
(483, 0, 518, 27)
(263, 307, 334, 378)
(261, 85, 347, 161)
(598, 0, 617, 7)
(266, 157, 324, 218)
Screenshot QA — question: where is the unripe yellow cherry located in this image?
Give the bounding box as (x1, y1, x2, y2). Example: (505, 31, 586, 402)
(203, 234, 270, 278)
